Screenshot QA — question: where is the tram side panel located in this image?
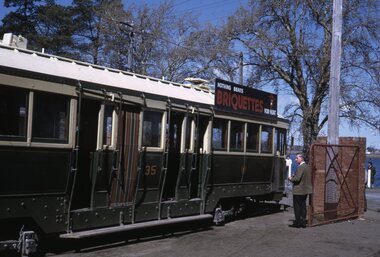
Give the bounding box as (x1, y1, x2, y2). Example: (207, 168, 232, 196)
(211, 155, 275, 185)
(133, 151, 163, 222)
(205, 156, 285, 213)
(0, 147, 71, 238)
(204, 117, 287, 213)
(0, 85, 74, 239)
(207, 155, 275, 199)
(0, 148, 70, 195)
(212, 155, 244, 184)
(176, 152, 193, 200)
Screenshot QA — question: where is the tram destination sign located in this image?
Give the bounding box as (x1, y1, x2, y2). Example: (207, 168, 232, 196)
(214, 78, 277, 118)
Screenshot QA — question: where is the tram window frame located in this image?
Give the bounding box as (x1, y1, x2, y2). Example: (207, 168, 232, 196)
(182, 115, 194, 153)
(246, 123, 260, 153)
(261, 125, 273, 153)
(141, 110, 163, 149)
(0, 85, 28, 141)
(202, 118, 213, 154)
(275, 128, 286, 156)
(212, 118, 228, 151)
(102, 104, 116, 149)
(229, 120, 244, 152)
(31, 90, 70, 144)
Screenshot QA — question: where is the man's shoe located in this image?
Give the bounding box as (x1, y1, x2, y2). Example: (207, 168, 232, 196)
(288, 224, 300, 228)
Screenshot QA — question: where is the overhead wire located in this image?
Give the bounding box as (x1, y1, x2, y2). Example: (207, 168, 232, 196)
(172, 0, 192, 8)
(175, 0, 239, 14)
(104, 1, 246, 60)
(117, 21, 239, 61)
(173, 0, 247, 25)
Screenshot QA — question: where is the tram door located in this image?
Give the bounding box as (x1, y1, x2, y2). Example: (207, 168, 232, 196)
(87, 104, 140, 209)
(162, 112, 184, 200)
(177, 114, 210, 200)
(190, 115, 209, 198)
(72, 98, 100, 210)
(273, 128, 286, 191)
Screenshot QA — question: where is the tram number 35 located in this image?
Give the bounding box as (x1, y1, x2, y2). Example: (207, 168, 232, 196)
(145, 165, 157, 176)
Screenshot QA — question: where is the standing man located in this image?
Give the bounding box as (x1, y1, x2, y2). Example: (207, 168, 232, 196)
(285, 155, 293, 192)
(368, 161, 377, 188)
(288, 153, 313, 228)
(286, 155, 293, 178)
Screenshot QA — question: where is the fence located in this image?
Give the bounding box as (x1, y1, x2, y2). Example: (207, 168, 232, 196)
(308, 141, 365, 226)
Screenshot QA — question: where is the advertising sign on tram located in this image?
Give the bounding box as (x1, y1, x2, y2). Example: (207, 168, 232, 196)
(214, 78, 277, 118)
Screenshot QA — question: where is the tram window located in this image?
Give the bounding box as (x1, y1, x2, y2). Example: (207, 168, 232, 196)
(142, 110, 162, 147)
(32, 91, 70, 143)
(246, 123, 259, 152)
(212, 118, 228, 150)
(230, 121, 244, 151)
(261, 125, 273, 153)
(0, 85, 28, 140)
(103, 105, 113, 146)
(275, 128, 286, 155)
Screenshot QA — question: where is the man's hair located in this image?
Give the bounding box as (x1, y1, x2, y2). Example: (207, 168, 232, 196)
(296, 153, 305, 160)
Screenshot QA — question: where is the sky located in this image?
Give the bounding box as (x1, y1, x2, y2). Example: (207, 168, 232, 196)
(0, 0, 378, 147)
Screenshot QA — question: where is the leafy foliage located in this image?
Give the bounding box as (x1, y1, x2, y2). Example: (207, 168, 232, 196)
(220, 0, 380, 153)
(1, 0, 75, 56)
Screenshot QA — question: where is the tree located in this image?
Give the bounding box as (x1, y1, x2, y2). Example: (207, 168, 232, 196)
(90, 0, 131, 70)
(0, 0, 41, 47)
(0, 0, 75, 56)
(366, 146, 378, 154)
(140, 3, 200, 81)
(35, 1, 76, 56)
(185, 24, 242, 82)
(121, 1, 201, 81)
(0, 0, 72, 54)
(69, 0, 201, 81)
(222, 0, 380, 155)
(71, 0, 106, 65)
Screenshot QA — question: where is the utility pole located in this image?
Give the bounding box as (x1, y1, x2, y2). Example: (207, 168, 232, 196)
(328, 0, 342, 144)
(325, 0, 342, 214)
(128, 30, 134, 72)
(119, 21, 134, 72)
(239, 52, 243, 85)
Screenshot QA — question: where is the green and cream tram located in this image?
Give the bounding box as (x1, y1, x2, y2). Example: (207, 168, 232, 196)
(0, 42, 288, 256)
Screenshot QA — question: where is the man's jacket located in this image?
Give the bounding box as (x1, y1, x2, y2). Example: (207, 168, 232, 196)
(290, 163, 313, 195)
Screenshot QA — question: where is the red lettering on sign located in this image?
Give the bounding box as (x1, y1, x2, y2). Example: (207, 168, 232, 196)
(216, 90, 265, 114)
(223, 91, 229, 106)
(216, 90, 223, 105)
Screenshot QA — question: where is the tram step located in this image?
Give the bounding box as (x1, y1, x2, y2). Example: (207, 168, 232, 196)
(189, 198, 202, 202)
(161, 198, 177, 203)
(60, 214, 212, 239)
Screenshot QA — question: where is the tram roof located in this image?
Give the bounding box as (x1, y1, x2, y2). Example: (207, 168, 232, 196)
(0, 45, 214, 106)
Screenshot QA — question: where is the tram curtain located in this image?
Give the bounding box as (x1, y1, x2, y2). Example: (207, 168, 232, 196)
(110, 110, 140, 206)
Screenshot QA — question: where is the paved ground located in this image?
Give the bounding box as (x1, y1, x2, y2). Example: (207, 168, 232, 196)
(46, 189, 380, 257)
